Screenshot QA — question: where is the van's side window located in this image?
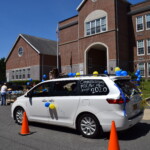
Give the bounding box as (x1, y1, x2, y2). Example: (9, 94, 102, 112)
(79, 80, 109, 95)
(30, 83, 52, 97)
(52, 80, 78, 96)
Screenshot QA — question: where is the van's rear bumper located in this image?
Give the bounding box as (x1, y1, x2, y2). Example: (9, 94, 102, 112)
(97, 110, 144, 132)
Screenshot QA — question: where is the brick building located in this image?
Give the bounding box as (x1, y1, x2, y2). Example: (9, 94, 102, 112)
(58, 0, 150, 78)
(6, 34, 57, 81)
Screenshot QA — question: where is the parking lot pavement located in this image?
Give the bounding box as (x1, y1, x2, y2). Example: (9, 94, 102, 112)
(143, 109, 150, 120)
(0, 105, 150, 150)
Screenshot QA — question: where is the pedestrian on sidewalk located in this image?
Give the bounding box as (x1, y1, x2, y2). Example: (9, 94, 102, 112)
(1, 83, 7, 106)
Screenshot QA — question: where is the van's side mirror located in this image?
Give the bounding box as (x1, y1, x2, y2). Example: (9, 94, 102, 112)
(26, 92, 32, 98)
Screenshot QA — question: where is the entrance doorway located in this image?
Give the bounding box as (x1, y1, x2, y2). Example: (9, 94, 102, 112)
(86, 44, 107, 74)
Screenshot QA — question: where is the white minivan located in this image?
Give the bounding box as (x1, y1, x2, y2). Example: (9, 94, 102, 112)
(11, 75, 144, 138)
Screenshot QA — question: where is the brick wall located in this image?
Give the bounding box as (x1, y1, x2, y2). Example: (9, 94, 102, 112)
(6, 37, 40, 70)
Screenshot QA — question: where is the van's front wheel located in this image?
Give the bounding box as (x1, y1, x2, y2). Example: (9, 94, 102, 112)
(77, 113, 102, 138)
(14, 107, 24, 125)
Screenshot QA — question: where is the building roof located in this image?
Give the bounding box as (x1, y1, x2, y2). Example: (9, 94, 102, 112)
(128, 5, 150, 15)
(20, 34, 57, 56)
(5, 34, 57, 62)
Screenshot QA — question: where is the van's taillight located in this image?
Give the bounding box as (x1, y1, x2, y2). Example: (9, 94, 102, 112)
(107, 98, 130, 104)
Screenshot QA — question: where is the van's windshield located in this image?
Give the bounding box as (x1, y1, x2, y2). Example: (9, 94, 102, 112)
(115, 80, 140, 96)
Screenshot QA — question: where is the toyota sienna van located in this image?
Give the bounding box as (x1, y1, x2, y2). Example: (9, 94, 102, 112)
(11, 75, 144, 138)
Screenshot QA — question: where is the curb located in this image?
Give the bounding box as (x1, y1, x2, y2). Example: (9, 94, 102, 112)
(143, 109, 150, 120)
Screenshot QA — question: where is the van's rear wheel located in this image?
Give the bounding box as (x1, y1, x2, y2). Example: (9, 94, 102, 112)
(14, 107, 24, 125)
(77, 113, 102, 138)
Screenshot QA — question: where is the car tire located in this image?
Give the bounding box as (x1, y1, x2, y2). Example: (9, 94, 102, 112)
(77, 113, 102, 138)
(14, 107, 24, 125)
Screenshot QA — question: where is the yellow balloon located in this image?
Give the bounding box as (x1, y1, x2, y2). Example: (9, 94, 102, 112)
(93, 71, 98, 76)
(114, 67, 120, 72)
(49, 104, 55, 109)
(76, 72, 80, 77)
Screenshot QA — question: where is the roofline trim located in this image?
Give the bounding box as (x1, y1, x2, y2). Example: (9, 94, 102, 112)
(59, 21, 78, 30)
(128, 5, 150, 15)
(76, 0, 86, 11)
(5, 34, 40, 62)
(5, 35, 20, 62)
(130, 0, 150, 7)
(59, 15, 78, 23)
(20, 34, 40, 54)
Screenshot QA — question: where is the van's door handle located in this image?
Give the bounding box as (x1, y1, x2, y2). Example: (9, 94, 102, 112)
(42, 100, 47, 102)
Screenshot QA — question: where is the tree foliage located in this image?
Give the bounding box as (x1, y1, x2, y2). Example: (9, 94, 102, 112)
(0, 57, 6, 82)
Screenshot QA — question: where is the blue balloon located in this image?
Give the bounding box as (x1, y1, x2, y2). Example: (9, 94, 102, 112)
(42, 79, 45, 82)
(115, 70, 121, 76)
(135, 72, 139, 77)
(137, 70, 140, 74)
(43, 74, 47, 79)
(136, 78, 140, 81)
(72, 73, 76, 77)
(138, 75, 142, 79)
(104, 70, 108, 75)
(26, 82, 30, 85)
(42, 89, 47, 92)
(121, 71, 128, 76)
(68, 72, 72, 77)
(45, 102, 50, 107)
(29, 78, 32, 82)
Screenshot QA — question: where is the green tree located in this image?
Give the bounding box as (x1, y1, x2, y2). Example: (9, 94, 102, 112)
(0, 57, 6, 82)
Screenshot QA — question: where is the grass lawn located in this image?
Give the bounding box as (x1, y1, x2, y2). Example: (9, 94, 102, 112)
(140, 81, 150, 99)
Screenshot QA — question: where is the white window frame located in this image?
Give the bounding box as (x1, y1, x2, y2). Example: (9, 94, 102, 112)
(85, 16, 107, 36)
(147, 62, 150, 77)
(147, 39, 150, 55)
(137, 40, 145, 56)
(136, 16, 144, 32)
(137, 63, 145, 77)
(145, 14, 150, 30)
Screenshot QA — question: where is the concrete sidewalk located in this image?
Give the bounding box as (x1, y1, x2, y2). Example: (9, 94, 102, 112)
(143, 109, 150, 120)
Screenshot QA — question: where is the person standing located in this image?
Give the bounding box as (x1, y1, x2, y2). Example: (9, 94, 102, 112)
(1, 83, 7, 106)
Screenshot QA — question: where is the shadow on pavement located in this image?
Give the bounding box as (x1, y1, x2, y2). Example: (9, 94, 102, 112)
(29, 121, 150, 140)
(29, 122, 79, 136)
(103, 122, 150, 140)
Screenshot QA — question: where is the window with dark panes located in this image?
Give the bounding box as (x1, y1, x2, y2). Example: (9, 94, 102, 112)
(12, 71, 14, 79)
(137, 40, 144, 55)
(16, 70, 18, 79)
(138, 63, 145, 76)
(85, 17, 106, 36)
(27, 68, 30, 78)
(146, 14, 150, 29)
(31, 82, 52, 97)
(79, 80, 109, 95)
(136, 16, 143, 31)
(23, 69, 25, 79)
(101, 17, 106, 31)
(19, 70, 22, 79)
(86, 22, 90, 35)
(52, 80, 78, 96)
(147, 39, 150, 54)
(96, 19, 100, 33)
(91, 20, 96, 34)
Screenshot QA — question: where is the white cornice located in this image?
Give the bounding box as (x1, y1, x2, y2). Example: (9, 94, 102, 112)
(76, 0, 86, 11)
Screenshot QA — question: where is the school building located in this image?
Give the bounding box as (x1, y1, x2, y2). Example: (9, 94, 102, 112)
(58, 0, 150, 78)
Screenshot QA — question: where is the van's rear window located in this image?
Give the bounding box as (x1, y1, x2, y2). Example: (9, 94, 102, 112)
(115, 80, 140, 96)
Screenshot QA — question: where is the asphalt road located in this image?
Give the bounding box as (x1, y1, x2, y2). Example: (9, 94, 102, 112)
(0, 105, 150, 150)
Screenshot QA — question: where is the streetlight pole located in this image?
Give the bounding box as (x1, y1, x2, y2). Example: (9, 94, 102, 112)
(56, 24, 59, 71)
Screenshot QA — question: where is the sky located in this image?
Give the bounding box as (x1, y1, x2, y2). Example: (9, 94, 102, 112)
(0, 0, 145, 59)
